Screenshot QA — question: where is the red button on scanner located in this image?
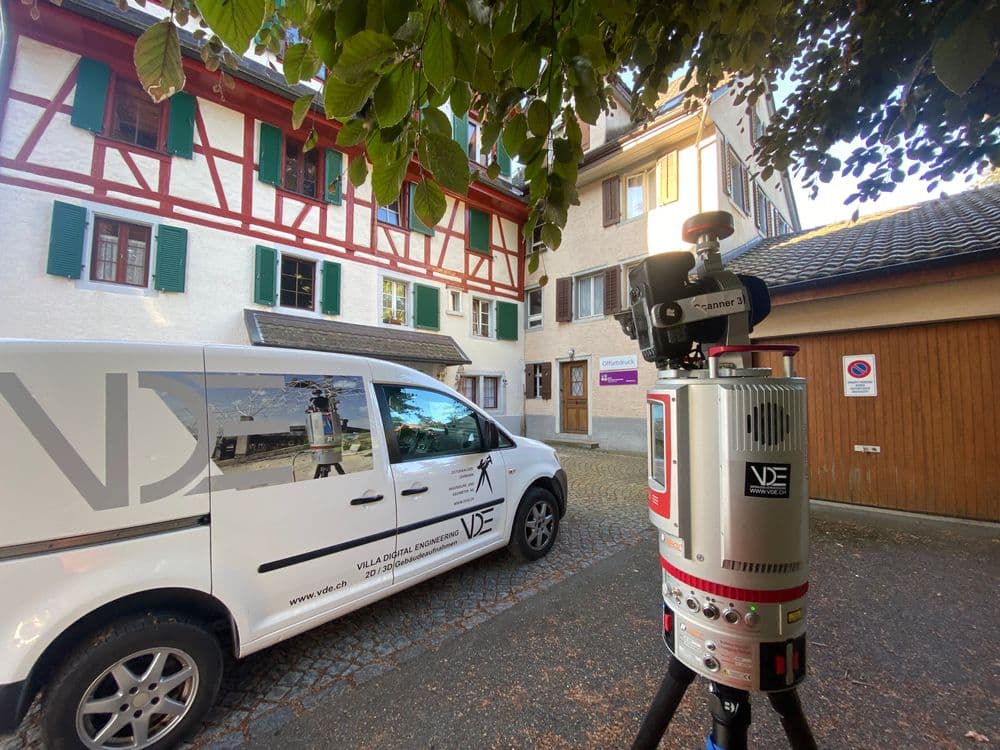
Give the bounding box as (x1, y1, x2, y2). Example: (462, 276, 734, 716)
(664, 613, 673, 632)
(774, 655, 786, 676)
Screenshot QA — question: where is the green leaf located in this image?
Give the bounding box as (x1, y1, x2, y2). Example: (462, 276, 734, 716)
(540, 223, 561, 250)
(311, 11, 340, 68)
(527, 99, 551, 137)
(194, 0, 265, 55)
(333, 30, 397, 79)
(932, 12, 994, 95)
(303, 128, 318, 152)
(323, 72, 379, 119)
(336, 119, 368, 147)
(283, 42, 308, 85)
(413, 178, 447, 228)
(538, 274, 549, 287)
(575, 88, 601, 125)
(487, 161, 500, 180)
(527, 251, 539, 273)
(374, 61, 415, 127)
(502, 114, 528, 155)
(393, 11, 424, 43)
(450, 80, 471, 117)
(291, 94, 313, 130)
(348, 153, 369, 187)
(335, 0, 367, 42)
(371, 152, 410, 206)
(419, 132, 471, 194)
(133, 20, 185, 102)
(511, 46, 541, 88)
(421, 107, 452, 136)
(423, 15, 455, 92)
(492, 32, 521, 71)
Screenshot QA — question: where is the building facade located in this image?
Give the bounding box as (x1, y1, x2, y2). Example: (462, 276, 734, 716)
(0, 0, 529, 432)
(522, 83, 801, 451)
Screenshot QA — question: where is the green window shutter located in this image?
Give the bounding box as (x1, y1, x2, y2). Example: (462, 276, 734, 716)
(254, 245, 278, 305)
(408, 183, 434, 236)
(258, 123, 282, 186)
(413, 284, 440, 331)
(496, 301, 518, 341)
(468, 208, 490, 253)
(324, 149, 343, 204)
(71, 57, 110, 133)
(47, 201, 87, 279)
(321, 261, 341, 314)
(497, 140, 511, 177)
(452, 112, 469, 151)
(153, 225, 188, 292)
(166, 91, 196, 159)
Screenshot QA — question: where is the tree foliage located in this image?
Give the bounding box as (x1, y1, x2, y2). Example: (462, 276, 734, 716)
(131, 0, 998, 246)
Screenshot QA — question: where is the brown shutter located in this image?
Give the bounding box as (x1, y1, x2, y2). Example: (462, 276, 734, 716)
(540, 362, 552, 400)
(524, 364, 535, 398)
(603, 265, 621, 315)
(602, 176, 620, 227)
(579, 119, 590, 151)
(720, 136, 731, 196)
(555, 276, 573, 322)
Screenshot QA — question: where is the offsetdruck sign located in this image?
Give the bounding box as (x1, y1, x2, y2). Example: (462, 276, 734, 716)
(599, 354, 638, 386)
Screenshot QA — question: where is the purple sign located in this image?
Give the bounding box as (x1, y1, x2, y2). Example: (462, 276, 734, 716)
(600, 369, 638, 386)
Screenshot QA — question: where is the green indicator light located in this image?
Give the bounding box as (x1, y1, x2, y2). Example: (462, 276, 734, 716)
(749, 605, 757, 611)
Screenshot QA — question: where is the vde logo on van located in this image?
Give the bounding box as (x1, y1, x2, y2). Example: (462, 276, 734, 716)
(744, 462, 792, 498)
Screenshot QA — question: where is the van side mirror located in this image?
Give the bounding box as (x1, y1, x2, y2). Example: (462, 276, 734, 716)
(482, 419, 500, 450)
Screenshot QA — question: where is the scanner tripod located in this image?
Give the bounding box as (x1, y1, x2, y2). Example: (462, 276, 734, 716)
(631, 655, 818, 750)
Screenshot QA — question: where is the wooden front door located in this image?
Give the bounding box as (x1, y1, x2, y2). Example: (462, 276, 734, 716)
(560, 360, 588, 434)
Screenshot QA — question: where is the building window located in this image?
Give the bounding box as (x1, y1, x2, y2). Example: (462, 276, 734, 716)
(377, 193, 403, 227)
(109, 80, 163, 150)
(526, 287, 543, 330)
(448, 289, 462, 314)
(459, 376, 477, 403)
(283, 139, 319, 199)
(472, 298, 492, 338)
(575, 272, 604, 320)
(625, 173, 645, 219)
(726, 147, 750, 215)
(467, 119, 479, 162)
(279, 256, 315, 310)
(532, 364, 544, 399)
(482, 376, 499, 409)
(383, 278, 408, 325)
(750, 107, 765, 144)
(754, 182, 768, 232)
(90, 218, 151, 287)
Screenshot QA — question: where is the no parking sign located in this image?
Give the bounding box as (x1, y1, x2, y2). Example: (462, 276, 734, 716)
(843, 354, 877, 397)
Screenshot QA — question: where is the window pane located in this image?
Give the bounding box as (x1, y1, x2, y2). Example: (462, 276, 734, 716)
(284, 140, 301, 193)
(110, 81, 161, 149)
(450, 290, 461, 312)
(383, 386, 483, 459)
(473, 299, 490, 337)
(460, 377, 477, 403)
(92, 221, 119, 283)
(626, 175, 644, 218)
(302, 148, 318, 197)
(528, 289, 542, 316)
(577, 277, 592, 318)
(280, 257, 315, 310)
(482, 377, 498, 409)
(383, 279, 406, 324)
(378, 199, 401, 226)
(467, 121, 478, 161)
(593, 273, 604, 316)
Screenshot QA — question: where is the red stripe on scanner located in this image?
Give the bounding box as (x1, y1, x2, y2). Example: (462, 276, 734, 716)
(660, 557, 808, 604)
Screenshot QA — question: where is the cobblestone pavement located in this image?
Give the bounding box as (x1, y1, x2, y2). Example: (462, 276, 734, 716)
(3, 448, 650, 750)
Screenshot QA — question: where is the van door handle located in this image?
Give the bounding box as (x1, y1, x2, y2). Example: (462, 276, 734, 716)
(401, 486, 429, 496)
(350, 494, 384, 505)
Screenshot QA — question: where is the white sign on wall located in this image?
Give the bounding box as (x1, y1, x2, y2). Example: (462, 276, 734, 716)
(843, 354, 877, 397)
(599, 354, 638, 371)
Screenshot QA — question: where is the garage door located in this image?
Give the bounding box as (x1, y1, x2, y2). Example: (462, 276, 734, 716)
(754, 318, 999, 521)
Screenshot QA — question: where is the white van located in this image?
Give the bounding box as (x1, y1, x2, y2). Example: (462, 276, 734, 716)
(0, 341, 566, 749)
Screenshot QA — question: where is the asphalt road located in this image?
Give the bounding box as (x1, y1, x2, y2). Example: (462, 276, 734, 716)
(241, 506, 999, 750)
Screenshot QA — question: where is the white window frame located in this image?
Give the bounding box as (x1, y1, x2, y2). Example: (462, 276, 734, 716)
(76, 202, 161, 297)
(472, 297, 494, 338)
(380, 274, 411, 328)
(460, 370, 505, 412)
(446, 287, 463, 316)
(624, 172, 646, 220)
(574, 271, 605, 321)
(525, 287, 543, 330)
(277, 252, 318, 313)
(532, 363, 544, 400)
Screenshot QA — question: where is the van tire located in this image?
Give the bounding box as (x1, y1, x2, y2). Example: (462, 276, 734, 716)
(40, 614, 223, 750)
(509, 487, 560, 562)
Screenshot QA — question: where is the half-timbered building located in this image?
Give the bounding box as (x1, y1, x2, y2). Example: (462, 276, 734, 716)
(0, 0, 529, 432)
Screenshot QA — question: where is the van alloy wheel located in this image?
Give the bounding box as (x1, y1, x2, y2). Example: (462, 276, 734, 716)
(74, 648, 199, 750)
(524, 500, 556, 551)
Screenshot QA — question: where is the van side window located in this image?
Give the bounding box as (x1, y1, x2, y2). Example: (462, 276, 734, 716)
(194, 372, 374, 481)
(379, 386, 483, 461)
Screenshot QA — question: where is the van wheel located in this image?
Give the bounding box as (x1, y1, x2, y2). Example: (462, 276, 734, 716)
(509, 487, 560, 561)
(41, 614, 223, 750)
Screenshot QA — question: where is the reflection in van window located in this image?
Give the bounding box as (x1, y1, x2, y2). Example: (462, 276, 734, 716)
(382, 386, 482, 459)
(200, 373, 373, 482)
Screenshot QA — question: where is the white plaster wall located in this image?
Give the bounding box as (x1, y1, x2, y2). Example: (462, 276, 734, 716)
(9, 37, 78, 100)
(196, 98, 244, 157)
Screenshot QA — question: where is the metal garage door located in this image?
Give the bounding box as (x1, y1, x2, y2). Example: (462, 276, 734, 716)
(754, 318, 999, 521)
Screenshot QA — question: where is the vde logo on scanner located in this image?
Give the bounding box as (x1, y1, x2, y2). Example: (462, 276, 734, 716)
(744, 462, 791, 498)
